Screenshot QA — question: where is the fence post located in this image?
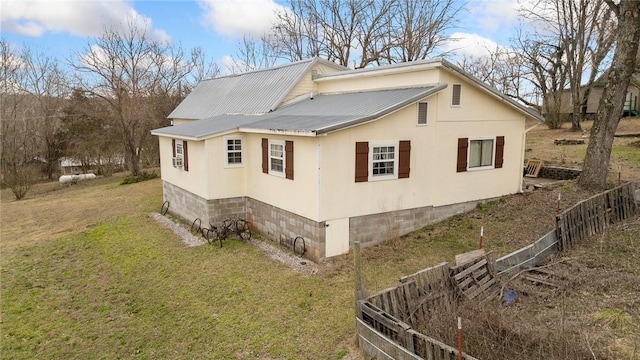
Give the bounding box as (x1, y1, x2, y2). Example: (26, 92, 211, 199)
(354, 241, 367, 319)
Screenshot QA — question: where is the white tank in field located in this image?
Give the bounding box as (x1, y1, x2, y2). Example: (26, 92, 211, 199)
(59, 173, 97, 183)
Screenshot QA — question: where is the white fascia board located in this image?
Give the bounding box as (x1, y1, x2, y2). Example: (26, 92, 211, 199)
(238, 127, 318, 137)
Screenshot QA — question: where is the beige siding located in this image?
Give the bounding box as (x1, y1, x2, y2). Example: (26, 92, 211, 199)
(316, 69, 441, 93)
(281, 63, 344, 105)
(158, 137, 208, 199)
(316, 88, 525, 221)
(244, 134, 321, 221)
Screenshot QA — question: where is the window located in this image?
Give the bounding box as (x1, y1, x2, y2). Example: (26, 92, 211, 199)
(469, 139, 494, 168)
(371, 144, 397, 178)
(224, 136, 243, 166)
(418, 102, 428, 125)
(355, 141, 410, 182)
(171, 139, 189, 171)
(456, 136, 504, 172)
(452, 84, 461, 106)
(269, 140, 284, 175)
(262, 138, 294, 180)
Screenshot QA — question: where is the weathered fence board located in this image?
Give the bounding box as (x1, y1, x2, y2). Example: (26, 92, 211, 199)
(557, 182, 637, 251)
(495, 230, 558, 276)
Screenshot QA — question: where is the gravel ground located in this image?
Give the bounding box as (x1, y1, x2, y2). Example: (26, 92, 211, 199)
(151, 213, 319, 275)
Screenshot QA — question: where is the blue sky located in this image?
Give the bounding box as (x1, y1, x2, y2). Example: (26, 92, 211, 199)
(1, 0, 524, 73)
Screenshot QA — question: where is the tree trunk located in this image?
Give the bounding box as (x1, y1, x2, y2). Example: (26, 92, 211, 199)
(579, 0, 640, 190)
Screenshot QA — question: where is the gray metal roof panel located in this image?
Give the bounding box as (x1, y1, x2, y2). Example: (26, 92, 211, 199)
(243, 85, 446, 133)
(155, 86, 446, 138)
(168, 58, 346, 120)
(151, 114, 261, 139)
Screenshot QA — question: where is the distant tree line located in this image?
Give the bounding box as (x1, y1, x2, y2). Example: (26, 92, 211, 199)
(1, 22, 219, 198)
(1, 0, 638, 199)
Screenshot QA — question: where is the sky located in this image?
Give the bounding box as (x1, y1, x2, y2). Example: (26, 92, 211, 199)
(1, 0, 523, 73)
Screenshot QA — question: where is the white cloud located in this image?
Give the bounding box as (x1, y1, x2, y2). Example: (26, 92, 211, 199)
(0, 0, 170, 42)
(198, 0, 286, 39)
(466, 0, 520, 33)
(443, 32, 507, 59)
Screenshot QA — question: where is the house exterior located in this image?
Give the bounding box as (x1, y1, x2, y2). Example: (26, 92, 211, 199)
(152, 57, 543, 262)
(547, 75, 640, 119)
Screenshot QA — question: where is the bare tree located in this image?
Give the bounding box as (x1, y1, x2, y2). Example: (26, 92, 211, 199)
(72, 21, 197, 175)
(512, 31, 570, 128)
(520, 0, 616, 131)
(1, 40, 41, 199)
(458, 46, 541, 111)
(384, 0, 464, 63)
(236, 0, 465, 69)
(579, 0, 640, 190)
(18, 46, 69, 179)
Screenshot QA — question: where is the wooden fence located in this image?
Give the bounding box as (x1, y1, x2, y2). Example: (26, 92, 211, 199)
(556, 182, 637, 251)
(494, 230, 557, 276)
(358, 262, 479, 359)
(357, 182, 637, 359)
(366, 262, 454, 325)
(358, 302, 478, 360)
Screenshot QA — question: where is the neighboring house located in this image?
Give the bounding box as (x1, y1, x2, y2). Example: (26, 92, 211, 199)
(547, 74, 640, 119)
(152, 57, 543, 262)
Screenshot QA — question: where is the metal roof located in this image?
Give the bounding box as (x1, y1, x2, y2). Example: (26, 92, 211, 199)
(167, 58, 345, 120)
(152, 85, 446, 139)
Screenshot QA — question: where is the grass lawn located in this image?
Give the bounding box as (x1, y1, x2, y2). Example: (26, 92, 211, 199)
(1, 178, 360, 359)
(1, 118, 638, 359)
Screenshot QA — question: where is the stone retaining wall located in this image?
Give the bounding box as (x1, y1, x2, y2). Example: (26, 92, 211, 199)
(538, 166, 581, 180)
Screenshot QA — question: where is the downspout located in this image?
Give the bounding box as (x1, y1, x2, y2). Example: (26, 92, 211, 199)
(520, 122, 542, 193)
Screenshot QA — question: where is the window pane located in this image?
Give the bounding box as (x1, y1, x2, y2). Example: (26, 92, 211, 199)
(469, 141, 481, 167)
(270, 144, 283, 157)
(481, 140, 494, 166)
(176, 143, 183, 155)
(372, 145, 395, 176)
(469, 139, 494, 168)
(271, 158, 283, 172)
(228, 152, 241, 164)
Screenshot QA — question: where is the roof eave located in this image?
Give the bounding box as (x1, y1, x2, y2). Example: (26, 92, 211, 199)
(439, 59, 545, 123)
(238, 127, 318, 137)
(315, 83, 448, 135)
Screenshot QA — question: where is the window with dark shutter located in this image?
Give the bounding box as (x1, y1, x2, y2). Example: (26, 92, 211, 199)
(495, 136, 505, 168)
(285, 140, 294, 180)
(261, 138, 268, 174)
(183, 141, 189, 171)
(355, 142, 369, 182)
(457, 137, 468, 172)
(452, 84, 461, 106)
(418, 103, 428, 125)
(398, 140, 411, 178)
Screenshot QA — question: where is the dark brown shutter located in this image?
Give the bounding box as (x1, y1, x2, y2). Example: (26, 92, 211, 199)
(285, 140, 294, 180)
(262, 138, 268, 174)
(183, 141, 189, 171)
(495, 136, 505, 168)
(172, 139, 176, 157)
(355, 142, 369, 182)
(398, 140, 411, 178)
(457, 138, 468, 173)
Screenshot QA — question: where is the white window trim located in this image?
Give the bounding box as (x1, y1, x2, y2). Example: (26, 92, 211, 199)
(223, 135, 244, 168)
(268, 139, 286, 177)
(417, 102, 428, 126)
(451, 83, 462, 107)
(467, 137, 496, 171)
(369, 141, 398, 181)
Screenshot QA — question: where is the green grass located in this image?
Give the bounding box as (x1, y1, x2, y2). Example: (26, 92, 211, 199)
(1, 210, 356, 359)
